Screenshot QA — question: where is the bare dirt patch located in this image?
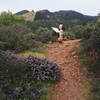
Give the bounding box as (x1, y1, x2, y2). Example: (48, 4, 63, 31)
(46, 40, 88, 100)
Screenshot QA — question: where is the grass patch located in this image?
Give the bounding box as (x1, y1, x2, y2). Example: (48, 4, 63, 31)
(19, 51, 46, 59)
(19, 46, 46, 59)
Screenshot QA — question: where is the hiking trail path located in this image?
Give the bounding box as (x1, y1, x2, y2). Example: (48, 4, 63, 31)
(46, 39, 88, 100)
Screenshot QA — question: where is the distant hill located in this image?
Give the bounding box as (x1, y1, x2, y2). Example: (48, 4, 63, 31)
(15, 10, 35, 21)
(34, 10, 56, 20)
(15, 10, 29, 15)
(34, 10, 96, 28)
(15, 9, 96, 28)
(54, 10, 95, 22)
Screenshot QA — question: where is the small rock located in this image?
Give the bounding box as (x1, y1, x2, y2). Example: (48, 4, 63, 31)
(72, 52, 76, 56)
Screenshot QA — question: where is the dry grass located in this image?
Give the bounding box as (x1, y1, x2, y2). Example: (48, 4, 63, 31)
(23, 11, 36, 21)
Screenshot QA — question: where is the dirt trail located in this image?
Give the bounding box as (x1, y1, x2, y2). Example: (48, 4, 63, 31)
(46, 40, 87, 100)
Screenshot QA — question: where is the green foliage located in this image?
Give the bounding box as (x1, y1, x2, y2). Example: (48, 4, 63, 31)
(34, 27, 58, 43)
(0, 52, 60, 100)
(0, 11, 61, 100)
(0, 11, 59, 52)
(0, 52, 27, 85)
(78, 20, 100, 100)
(64, 25, 84, 39)
(0, 12, 37, 52)
(26, 20, 60, 32)
(19, 51, 46, 59)
(0, 24, 37, 52)
(34, 10, 96, 29)
(80, 22, 100, 50)
(64, 24, 95, 40)
(88, 23, 100, 49)
(0, 11, 25, 26)
(64, 31, 75, 40)
(90, 80, 100, 100)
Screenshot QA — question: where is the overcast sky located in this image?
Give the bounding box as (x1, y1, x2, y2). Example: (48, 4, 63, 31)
(0, 0, 100, 16)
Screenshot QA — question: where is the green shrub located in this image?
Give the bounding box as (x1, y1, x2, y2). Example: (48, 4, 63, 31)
(87, 23, 100, 49)
(0, 24, 37, 52)
(65, 24, 94, 40)
(64, 31, 76, 40)
(34, 27, 57, 43)
(64, 25, 85, 39)
(79, 21, 100, 100)
(0, 51, 60, 100)
(0, 11, 25, 26)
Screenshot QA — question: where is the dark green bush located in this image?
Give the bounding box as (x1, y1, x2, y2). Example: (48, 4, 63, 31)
(34, 27, 57, 43)
(0, 12, 38, 52)
(0, 12, 25, 26)
(65, 25, 85, 39)
(0, 24, 37, 52)
(82, 26, 92, 39)
(65, 24, 94, 40)
(64, 31, 76, 40)
(79, 21, 100, 100)
(87, 23, 100, 49)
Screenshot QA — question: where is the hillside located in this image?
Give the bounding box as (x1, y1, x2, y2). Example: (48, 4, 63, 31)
(34, 10, 96, 28)
(22, 11, 36, 21)
(15, 9, 96, 29)
(15, 10, 35, 21)
(54, 10, 95, 23)
(15, 10, 29, 15)
(0, 10, 100, 100)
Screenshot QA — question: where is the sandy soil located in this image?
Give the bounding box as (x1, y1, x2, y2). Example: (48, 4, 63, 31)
(46, 40, 87, 100)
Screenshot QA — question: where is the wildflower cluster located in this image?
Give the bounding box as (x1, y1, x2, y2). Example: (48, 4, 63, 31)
(25, 55, 60, 81)
(0, 52, 60, 100)
(0, 52, 25, 63)
(1, 84, 47, 100)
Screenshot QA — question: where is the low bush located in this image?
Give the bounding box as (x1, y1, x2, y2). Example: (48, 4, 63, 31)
(64, 24, 93, 40)
(25, 55, 60, 82)
(0, 12, 25, 26)
(0, 52, 60, 100)
(78, 21, 100, 100)
(34, 27, 58, 43)
(87, 23, 100, 49)
(0, 24, 37, 52)
(64, 31, 76, 40)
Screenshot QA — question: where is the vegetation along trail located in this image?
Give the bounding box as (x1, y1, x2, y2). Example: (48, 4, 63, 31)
(46, 39, 88, 100)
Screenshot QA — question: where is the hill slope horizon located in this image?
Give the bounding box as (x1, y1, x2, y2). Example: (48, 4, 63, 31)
(15, 9, 96, 17)
(15, 9, 97, 28)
